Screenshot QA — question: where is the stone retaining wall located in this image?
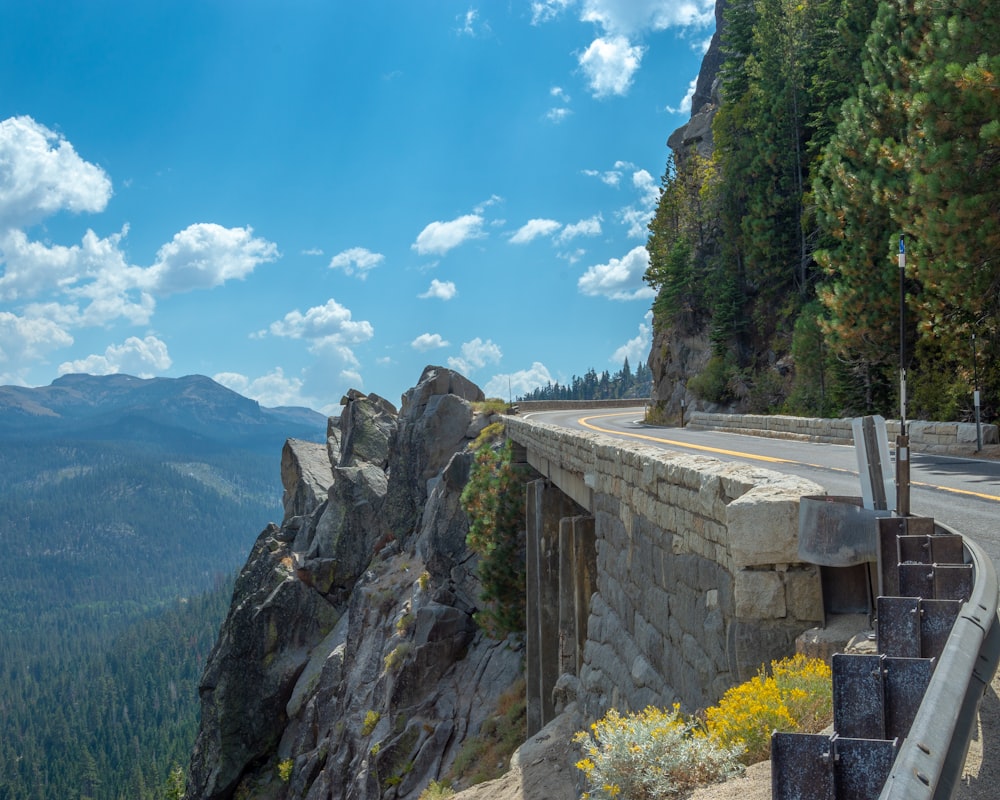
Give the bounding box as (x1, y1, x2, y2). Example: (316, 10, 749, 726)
(506, 416, 825, 720)
(687, 411, 999, 447)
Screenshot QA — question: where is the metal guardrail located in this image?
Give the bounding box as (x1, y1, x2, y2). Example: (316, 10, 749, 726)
(879, 525, 1000, 800)
(772, 516, 1000, 800)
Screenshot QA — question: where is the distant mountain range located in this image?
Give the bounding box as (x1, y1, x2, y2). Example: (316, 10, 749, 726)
(0, 373, 327, 451)
(0, 372, 331, 800)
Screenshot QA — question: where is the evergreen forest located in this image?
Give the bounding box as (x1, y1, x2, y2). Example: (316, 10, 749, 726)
(644, 0, 1000, 422)
(518, 358, 653, 401)
(0, 439, 287, 799)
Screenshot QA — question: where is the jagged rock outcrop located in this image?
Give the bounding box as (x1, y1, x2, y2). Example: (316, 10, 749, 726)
(185, 367, 523, 800)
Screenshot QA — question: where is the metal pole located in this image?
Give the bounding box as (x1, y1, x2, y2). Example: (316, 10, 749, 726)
(973, 333, 982, 452)
(897, 234, 910, 516)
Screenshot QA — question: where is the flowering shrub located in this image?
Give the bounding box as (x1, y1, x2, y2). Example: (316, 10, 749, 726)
(573, 705, 744, 799)
(704, 654, 833, 764)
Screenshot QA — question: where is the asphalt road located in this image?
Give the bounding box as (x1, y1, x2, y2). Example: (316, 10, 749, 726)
(525, 407, 1000, 573)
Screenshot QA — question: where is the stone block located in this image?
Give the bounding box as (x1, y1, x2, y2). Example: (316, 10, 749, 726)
(734, 569, 786, 619)
(783, 566, 824, 623)
(727, 481, 821, 569)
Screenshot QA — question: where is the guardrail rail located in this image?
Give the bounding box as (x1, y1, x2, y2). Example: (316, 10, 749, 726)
(772, 515, 1000, 800)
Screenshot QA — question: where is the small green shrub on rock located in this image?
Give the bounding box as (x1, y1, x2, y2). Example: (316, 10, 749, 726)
(574, 705, 743, 799)
(460, 440, 527, 638)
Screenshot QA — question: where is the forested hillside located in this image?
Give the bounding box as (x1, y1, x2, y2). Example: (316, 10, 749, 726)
(645, 0, 999, 422)
(0, 374, 326, 799)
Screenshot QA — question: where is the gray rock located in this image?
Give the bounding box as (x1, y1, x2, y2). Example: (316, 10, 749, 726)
(281, 438, 335, 522)
(185, 368, 526, 800)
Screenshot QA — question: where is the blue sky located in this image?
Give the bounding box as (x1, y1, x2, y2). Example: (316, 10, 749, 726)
(0, 0, 712, 413)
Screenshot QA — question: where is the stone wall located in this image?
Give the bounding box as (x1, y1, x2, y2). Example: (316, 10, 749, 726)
(507, 416, 825, 721)
(687, 411, 998, 448)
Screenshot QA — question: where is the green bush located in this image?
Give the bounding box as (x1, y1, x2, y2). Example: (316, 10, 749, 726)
(460, 441, 527, 638)
(688, 355, 737, 404)
(574, 705, 743, 799)
(361, 710, 381, 737)
(418, 779, 456, 799)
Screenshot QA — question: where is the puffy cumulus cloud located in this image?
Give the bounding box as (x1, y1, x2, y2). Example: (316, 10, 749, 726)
(447, 337, 502, 375)
(329, 246, 384, 279)
(144, 223, 278, 295)
(0, 309, 74, 364)
(0, 226, 155, 327)
(580, 0, 715, 35)
(418, 279, 457, 300)
(412, 214, 485, 256)
(411, 332, 449, 351)
(558, 215, 603, 243)
(58, 335, 172, 379)
(611, 311, 653, 364)
(0, 116, 112, 231)
(267, 298, 374, 363)
(214, 366, 310, 408)
(484, 361, 554, 400)
(578, 245, 656, 301)
(578, 36, 645, 98)
(509, 218, 561, 245)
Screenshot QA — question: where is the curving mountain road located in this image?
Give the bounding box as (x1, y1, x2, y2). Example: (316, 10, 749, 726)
(526, 407, 1000, 572)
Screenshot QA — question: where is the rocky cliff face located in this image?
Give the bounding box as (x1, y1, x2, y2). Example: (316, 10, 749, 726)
(184, 366, 524, 800)
(648, 0, 727, 418)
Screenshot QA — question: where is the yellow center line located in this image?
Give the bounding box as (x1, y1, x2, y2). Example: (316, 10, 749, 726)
(575, 411, 1000, 503)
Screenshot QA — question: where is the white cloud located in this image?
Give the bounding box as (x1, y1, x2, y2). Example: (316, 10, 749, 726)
(558, 215, 603, 243)
(578, 36, 645, 98)
(578, 245, 656, 301)
(412, 214, 486, 256)
(456, 8, 491, 37)
(58, 335, 172, 378)
(557, 247, 587, 264)
(418, 279, 457, 300)
(583, 167, 623, 187)
(214, 366, 310, 408)
(328, 246, 384, 280)
(144, 223, 278, 294)
(301, 247, 324, 256)
(611, 311, 653, 365)
(618, 168, 661, 238)
(666, 75, 699, 114)
(484, 361, 554, 400)
(474, 194, 504, 214)
(546, 107, 573, 124)
(267, 298, 374, 363)
(412, 332, 450, 351)
(0, 116, 112, 231)
(0, 226, 156, 326)
(509, 218, 561, 244)
(530, 0, 573, 24)
(0, 309, 74, 364)
(580, 0, 715, 35)
(447, 337, 502, 374)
